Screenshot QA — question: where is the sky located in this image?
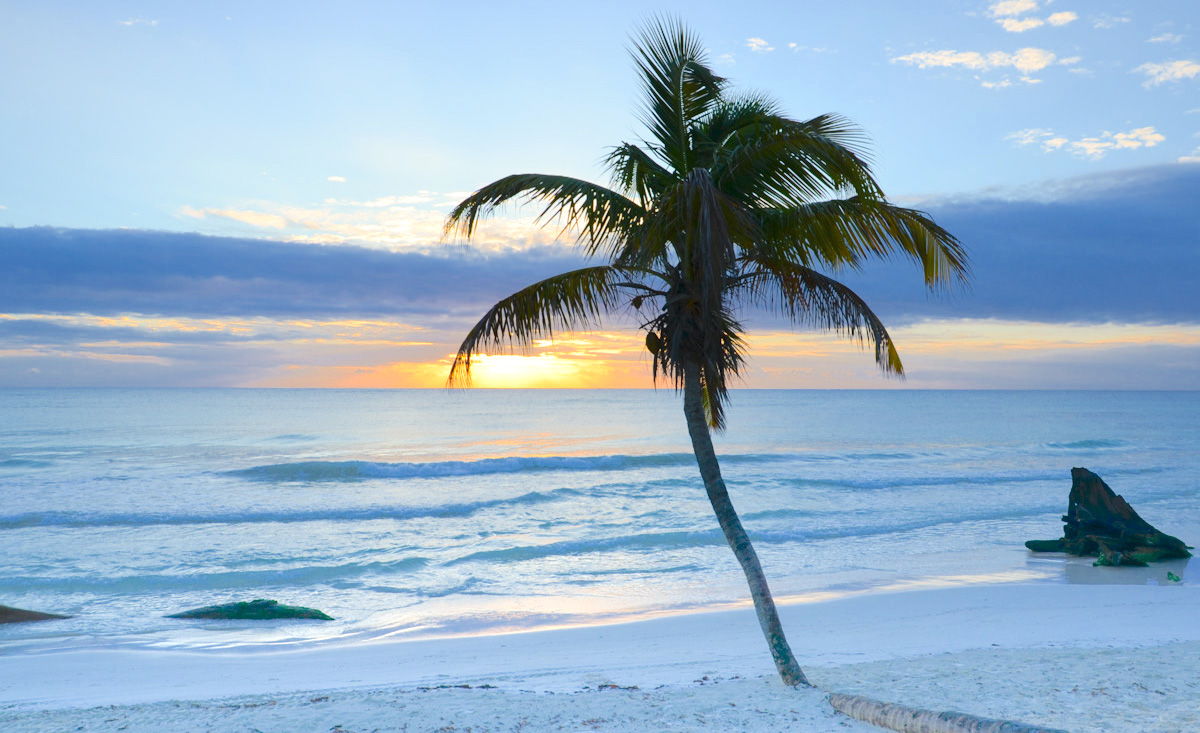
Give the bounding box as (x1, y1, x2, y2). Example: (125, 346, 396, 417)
(1, 0, 1198, 389)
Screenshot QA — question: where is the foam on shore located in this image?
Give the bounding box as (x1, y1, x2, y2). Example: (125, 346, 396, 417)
(2, 581, 1196, 732)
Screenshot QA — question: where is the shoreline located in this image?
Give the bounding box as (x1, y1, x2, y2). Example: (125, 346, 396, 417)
(3, 581, 1197, 731)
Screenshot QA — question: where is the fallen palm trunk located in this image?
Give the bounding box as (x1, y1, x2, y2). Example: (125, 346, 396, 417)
(828, 692, 1069, 733)
(1025, 467, 1191, 566)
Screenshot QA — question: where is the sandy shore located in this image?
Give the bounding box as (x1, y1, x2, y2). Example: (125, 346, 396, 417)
(3, 581, 1197, 732)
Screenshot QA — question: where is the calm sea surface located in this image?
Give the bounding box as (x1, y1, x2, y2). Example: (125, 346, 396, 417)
(1, 389, 1196, 652)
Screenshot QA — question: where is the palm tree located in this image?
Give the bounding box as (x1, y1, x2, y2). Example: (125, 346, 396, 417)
(444, 19, 968, 687)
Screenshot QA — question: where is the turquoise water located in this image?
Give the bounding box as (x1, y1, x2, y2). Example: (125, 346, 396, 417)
(1, 389, 1195, 651)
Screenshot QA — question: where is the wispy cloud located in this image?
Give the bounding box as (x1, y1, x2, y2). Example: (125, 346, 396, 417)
(327, 176, 347, 183)
(180, 207, 295, 230)
(893, 47, 1060, 86)
(988, 0, 1039, 17)
(894, 47, 1057, 73)
(1047, 12, 1078, 26)
(1135, 60, 1200, 87)
(177, 190, 572, 253)
(787, 42, 831, 54)
(987, 2, 1076, 32)
(998, 17, 1043, 32)
(1092, 14, 1130, 30)
(117, 18, 158, 27)
(746, 37, 774, 53)
(1008, 126, 1165, 159)
(1148, 33, 1184, 44)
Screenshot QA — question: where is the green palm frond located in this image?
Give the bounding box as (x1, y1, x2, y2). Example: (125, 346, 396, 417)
(630, 17, 725, 174)
(444, 174, 647, 260)
(605, 142, 675, 206)
(732, 256, 904, 375)
(448, 265, 642, 386)
(756, 198, 970, 287)
(712, 115, 884, 207)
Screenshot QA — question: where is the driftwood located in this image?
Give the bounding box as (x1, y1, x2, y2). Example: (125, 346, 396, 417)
(167, 598, 333, 620)
(0, 604, 70, 624)
(1026, 467, 1192, 566)
(829, 693, 1069, 733)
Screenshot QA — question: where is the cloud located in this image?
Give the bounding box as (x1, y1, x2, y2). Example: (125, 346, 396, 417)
(998, 18, 1043, 32)
(4, 166, 1200, 388)
(1148, 33, 1184, 44)
(1135, 60, 1200, 87)
(1007, 126, 1165, 159)
(1092, 14, 1130, 30)
(746, 38, 773, 53)
(327, 176, 347, 183)
(117, 18, 158, 27)
(988, 0, 1039, 17)
(893, 47, 1057, 73)
(1046, 12, 1078, 26)
(180, 206, 294, 230)
(987, 2, 1075, 32)
(175, 191, 567, 253)
(831, 164, 1200, 325)
(5, 164, 1198, 334)
(995, 11, 1076, 32)
(0, 227, 593, 320)
(1181, 147, 1200, 164)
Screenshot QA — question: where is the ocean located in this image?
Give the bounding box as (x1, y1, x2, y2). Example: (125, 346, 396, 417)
(1, 388, 1196, 653)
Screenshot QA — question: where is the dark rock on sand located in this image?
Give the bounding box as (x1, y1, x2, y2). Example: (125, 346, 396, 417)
(167, 598, 334, 620)
(0, 604, 71, 624)
(1026, 467, 1193, 566)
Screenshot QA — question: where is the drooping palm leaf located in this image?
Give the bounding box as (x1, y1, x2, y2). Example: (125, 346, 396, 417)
(604, 142, 675, 207)
(732, 256, 904, 375)
(448, 265, 643, 386)
(444, 174, 647, 260)
(756, 198, 969, 287)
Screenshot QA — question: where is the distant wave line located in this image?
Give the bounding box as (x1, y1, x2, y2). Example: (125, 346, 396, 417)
(0, 487, 581, 530)
(0, 556, 430, 594)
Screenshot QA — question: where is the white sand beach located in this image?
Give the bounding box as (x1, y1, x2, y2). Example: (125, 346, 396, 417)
(3, 579, 1197, 732)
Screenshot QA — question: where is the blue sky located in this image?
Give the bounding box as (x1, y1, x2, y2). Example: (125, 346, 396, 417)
(1, 1, 1198, 388)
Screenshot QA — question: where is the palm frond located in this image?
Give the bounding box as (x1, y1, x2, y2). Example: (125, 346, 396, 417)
(713, 114, 883, 207)
(756, 198, 970, 288)
(732, 256, 904, 375)
(629, 16, 725, 174)
(444, 174, 647, 260)
(448, 265, 642, 386)
(605, 142, 675, 206)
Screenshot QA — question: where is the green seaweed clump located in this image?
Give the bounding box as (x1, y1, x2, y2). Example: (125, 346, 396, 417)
(167, 598, 333, 620)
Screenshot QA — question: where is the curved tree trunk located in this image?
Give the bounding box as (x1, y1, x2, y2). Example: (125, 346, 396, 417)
(681, 362, 809, 687)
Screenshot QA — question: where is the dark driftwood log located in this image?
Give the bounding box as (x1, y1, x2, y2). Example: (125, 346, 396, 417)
(1026, 467, 1192, 566)
(167, 598, 333, 620)
(0, 604, 70, 624)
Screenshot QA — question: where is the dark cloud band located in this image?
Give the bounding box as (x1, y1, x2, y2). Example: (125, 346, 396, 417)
(3, 163, 1198, 324)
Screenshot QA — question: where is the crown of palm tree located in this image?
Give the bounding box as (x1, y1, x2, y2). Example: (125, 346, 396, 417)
(445, 18, 967, 428)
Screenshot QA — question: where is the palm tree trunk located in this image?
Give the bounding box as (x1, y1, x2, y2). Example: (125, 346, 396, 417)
(681, 362, 809, 687)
